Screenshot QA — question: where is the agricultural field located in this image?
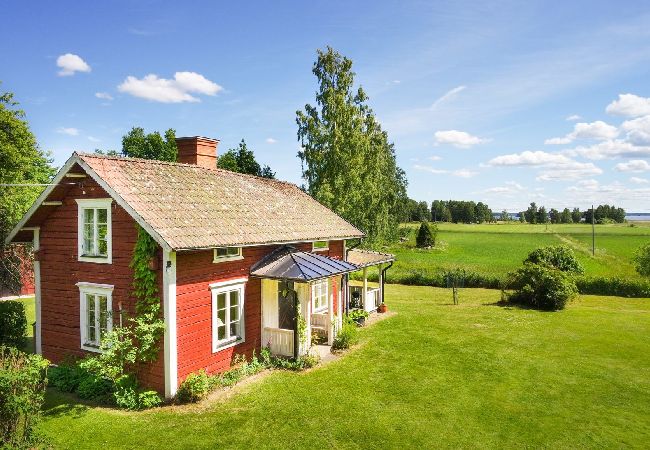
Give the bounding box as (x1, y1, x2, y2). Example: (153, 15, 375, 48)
(38, 286, 650, 448)
(379, 222, 650, 284)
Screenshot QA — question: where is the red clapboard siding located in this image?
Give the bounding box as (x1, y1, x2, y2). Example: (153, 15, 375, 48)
(175, 239, 345, 383)
(39, 178, 164, 393)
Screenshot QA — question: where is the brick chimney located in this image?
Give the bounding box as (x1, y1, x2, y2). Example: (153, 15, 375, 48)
(175, 136, 219, 169)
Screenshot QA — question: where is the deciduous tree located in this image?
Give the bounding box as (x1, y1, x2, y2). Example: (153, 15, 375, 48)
(217, 139, 275, 179)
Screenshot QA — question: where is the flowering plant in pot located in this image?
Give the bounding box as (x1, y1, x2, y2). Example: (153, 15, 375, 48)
(348, 309, 369, 326)
(378, 303, 387, 313)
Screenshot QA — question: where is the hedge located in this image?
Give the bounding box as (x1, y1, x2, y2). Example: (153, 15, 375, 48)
(0, 300, 27, 348)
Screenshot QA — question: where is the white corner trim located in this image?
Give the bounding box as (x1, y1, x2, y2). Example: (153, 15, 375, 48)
(163, 250, 177, 399)
(33, 228, 42, 355)
(209, 276, 249, 289)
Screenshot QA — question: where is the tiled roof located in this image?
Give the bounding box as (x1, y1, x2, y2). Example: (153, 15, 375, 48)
(77, 153, 364, 250)
(347, 249, 395, 268)
(250, 245, 358, 281)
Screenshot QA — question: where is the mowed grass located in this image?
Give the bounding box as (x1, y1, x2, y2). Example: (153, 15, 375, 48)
(385, 222, 650, 282)
(39, 286, 650, 449)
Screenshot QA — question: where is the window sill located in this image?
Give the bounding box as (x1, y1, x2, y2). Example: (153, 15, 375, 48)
(212, 255, 244, 264)
(212, 337, 244, 353)
(312, 307, 328, 314)
(81, 344, 103, 353)
(79, 255, 112, 264)
(312, 248, 329, 252)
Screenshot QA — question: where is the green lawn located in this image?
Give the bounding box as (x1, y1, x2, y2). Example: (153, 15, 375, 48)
(39, 285, 650, 449)
(383, 222, 650, 283)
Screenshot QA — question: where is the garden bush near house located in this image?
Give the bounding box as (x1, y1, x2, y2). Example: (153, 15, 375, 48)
(505, 263, 578, 311)
(332, 317, 359, 350)
(176, 370, 211, 404)
(633, 242, 650, 277)
(0, 346, 49, 448)
(415, 221, 437, 248)
(0, 300, 27, 348)
(524, 245, 584, 274)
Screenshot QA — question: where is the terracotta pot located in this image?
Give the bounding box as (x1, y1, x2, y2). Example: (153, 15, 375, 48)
(378, 303, 387, 313)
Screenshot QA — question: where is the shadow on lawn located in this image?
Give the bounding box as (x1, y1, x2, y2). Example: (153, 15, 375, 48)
(42, 389, 91, 419)
(484, 300, 556, 312)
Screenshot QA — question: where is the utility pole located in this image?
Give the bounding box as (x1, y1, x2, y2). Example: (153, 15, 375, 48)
(591, 204, 595, 256)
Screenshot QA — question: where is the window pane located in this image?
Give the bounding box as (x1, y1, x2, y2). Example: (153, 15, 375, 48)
(98, 295, 108, 338)
(98, 238, 108, 256)
(217, 293, 226, 309)
(230, 290, 239, 306)
(87, 295, 96, 343)
(83, 224, 94, 254)
(313, 240, 328, 249)
(84, 208, 94, 224)
(218, 325, 226, 340)
(227, 247, 240, 256)
(230, 305, 239, 322)
(230, 321, 238, 337)
(217, 308, 226, 325)
(216, 248, 227, 257)
(97, 208, 107, 224)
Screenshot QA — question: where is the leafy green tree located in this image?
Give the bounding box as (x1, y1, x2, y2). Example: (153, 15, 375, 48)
(296, 47, 407, 244)
(571, 207, 582, 223)
(415, 221, 436, 248)
(217, 139, 275, 179)
(499, 210, 511, 222)
(633, 243, 650, 277)
(537, 206, 549, 224)
(549, 208, 560, 224)
(560, 208, 573, 224)
(121, 127, 177, 162)
(524, 203, 538, 224)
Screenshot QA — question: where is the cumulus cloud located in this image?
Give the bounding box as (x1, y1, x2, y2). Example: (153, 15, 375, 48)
(566, 179, 650, 206)
(434, 130, 488, 148)
(566, 140, 650, 160)
(566, 114, 582, 121)
(56, 53, 91, 76)
(265, 138, 277, 144)
(487, 150, 572, 166)
(452, 169, 478, 178)
(621, 115, 650, 146)
(117, 71, 222, 103)
(487, 150, 602, 181)
(545, 121, 619, 145)
(56, 127, 80, 136)
(606, 93, 650, 117)
(430, 85, 466, 110)
(536, 162, 603, 181)
(95, 92, 113, 101)
(614, 159, 650, 172)
(630, 176, 649, 184)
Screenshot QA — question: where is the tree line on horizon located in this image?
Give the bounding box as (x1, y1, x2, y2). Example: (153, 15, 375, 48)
(516, 202, 626, 224)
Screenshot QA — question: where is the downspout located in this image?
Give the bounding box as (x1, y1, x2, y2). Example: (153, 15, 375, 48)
(344, 239, 363, 316)
(381, 261, 394, 305)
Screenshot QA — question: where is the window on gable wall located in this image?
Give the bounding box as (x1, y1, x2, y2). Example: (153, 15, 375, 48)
(77, 282, 113, 352)
(312, 279, 328, 312)
(213, 246, 242, 263)
(312, 240, 329, 251)
(76, 198, 112, 264)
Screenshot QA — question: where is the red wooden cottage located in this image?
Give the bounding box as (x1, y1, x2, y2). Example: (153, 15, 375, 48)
(5, 136, 393, 398)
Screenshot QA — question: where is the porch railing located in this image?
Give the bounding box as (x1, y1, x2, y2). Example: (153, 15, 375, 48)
(262, 327, 294, 357)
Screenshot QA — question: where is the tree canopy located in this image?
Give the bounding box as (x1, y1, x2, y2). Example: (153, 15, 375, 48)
(121, 127, 177, 162)
(217, 139, 275, 178)
(296, 47, 407, 244)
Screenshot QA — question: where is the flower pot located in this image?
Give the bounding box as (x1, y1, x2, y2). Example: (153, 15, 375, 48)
(354, 316, 366, 327)
(378, 303, 387, 313)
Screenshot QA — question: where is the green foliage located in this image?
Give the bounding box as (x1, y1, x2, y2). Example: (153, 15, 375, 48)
(332, 317, 359, 350)
(506, 263, 578, 310)
(576, 276, 650, 298)
(633, 242, 650, 277)
(584, 204, 626, 224)
(296, 47, 408, 245)
(121, 127, 177, 162)
(0, 346, 49, 448)
(217, 139, 275, 178)
(112, 375, 162, 410)
(0, 300, 27, 348)
(348, 309, 369, 323)
(176, 370, 211, 404)
(415, 221, 436, 248)
(424, 200, 493, 224)
(524, 245, 584, 274)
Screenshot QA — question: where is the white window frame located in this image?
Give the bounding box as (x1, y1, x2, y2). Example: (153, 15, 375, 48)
(210, 277, 247, 352)
(213, 246, 243, 263)
(76, 282, 114, 353)
(312, 240, 329, 252)
(76, 198, 112, 264)
(311, 279, 329, 313)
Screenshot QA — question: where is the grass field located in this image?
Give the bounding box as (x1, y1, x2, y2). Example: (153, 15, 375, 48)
(38, 286, 650, 449)
(380, 222, 650, 284)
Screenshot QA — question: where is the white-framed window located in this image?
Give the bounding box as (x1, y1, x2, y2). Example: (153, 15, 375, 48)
(76, 282, 113, 352)
(213, 246, 243, 263)
(312, 240, 329, 251)
(311, 279, 329, 312)
(210, 277, 247, 351)
(76, 198, 112, 264)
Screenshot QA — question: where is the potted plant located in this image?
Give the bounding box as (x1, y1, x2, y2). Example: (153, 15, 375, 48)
(349, 309, 369, 327)
(378, 302, 387, 313)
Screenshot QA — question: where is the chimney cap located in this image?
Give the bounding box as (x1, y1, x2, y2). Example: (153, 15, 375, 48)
(175, 136, 220, 143)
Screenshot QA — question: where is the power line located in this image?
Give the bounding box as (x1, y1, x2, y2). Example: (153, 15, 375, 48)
(0, 183, 77, 187)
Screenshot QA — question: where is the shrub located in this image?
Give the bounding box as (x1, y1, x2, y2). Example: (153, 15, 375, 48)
(176, 370, 211, 404)
(524, 245, 584, 274)
(332, 317, 359, 350)
(633, 242, 650, 277)
(0, 346, 49, 448)
(415, 221, 436, 248)
(0, 300, 27, 348)
(506, 263, 578, 311)
(576, 276, 650, 298)
(76, 372, 114, 403)
(49, 362, 86, 393)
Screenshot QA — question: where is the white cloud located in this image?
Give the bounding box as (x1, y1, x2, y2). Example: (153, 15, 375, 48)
(614, 159, 650, 173)
(566, 140, 650, 160)
(484, 181, 525, 194)
(452, 169, 478, 178)
(545, 121, 619, 145)
(117, 71, 222, 103)
(413, 164, 477, 178)
(536, 162, 603, 181)
(566, 114, 582, 121)
(95, 92, 113, 101)
(606, 93, 650, 117)
(56, 53, 91, 76)
(428, 155, 442, 161)
(434, 130, 488, 148)
(630, 176, 649, 184)
(56, 127, 79, 136)
(566, 179, 650, 206)
(621, 115, 650, 146)
(488, 150, 572, 167)
(265, 138, 277, 144)
(430, 85, 466, 110)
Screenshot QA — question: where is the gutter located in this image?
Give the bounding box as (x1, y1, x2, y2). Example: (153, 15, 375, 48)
(381, 261, 394, 305)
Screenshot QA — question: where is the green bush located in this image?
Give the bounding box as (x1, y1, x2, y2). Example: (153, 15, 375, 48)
(506, 263, 578, 311)
(332, 317, 359, 350)
(633, 242, 650, 277)
(0, 346, 49, 448)
(415, 221, 436, 248)
(176, 370, 211, 404)
(76, 372, 114, 403)
(111, 375, 161, 410)
(524, 245, 584, 274)
(49, 362, 86, 393)
(576, 276, 650, 298)
(0, 300, 27, 348)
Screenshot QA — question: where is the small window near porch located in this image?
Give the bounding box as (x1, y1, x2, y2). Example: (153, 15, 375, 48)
(213, 246, 242, 263)
(312, 279, 328, 312)
(312, 240, 329, 251)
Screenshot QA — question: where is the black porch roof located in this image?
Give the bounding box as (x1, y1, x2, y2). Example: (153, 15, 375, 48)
(250, 245, 359, 282)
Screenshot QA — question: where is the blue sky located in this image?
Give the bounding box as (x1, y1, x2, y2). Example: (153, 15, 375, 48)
(3, 0, 650, 212)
